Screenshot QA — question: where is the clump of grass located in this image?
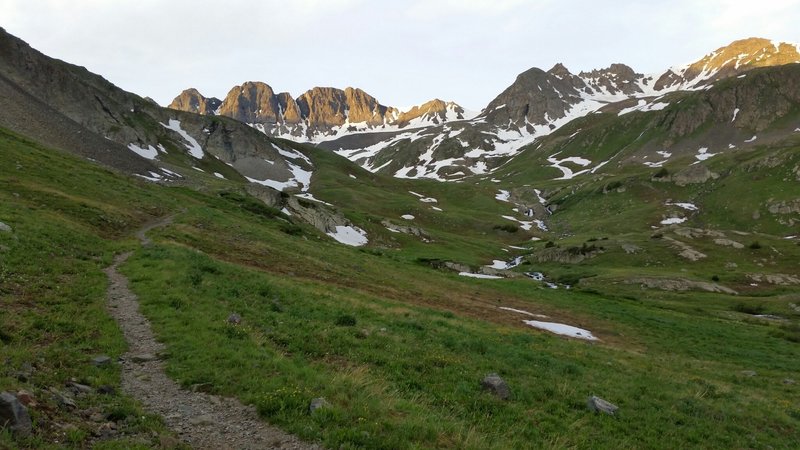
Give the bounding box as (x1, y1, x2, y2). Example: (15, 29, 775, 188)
(653, 167, 669, 178)
(334, 314, 357, 326)
(493, 224, 519, 233)
(733, 303, 766, 315)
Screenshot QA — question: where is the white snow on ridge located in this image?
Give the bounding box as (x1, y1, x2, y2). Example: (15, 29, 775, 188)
(547, 154, 592, 180)
(327, 225, 368, 247)
(618, 99, 670, 116)
(128, 143, 160, 160)
(161, 119, 204, 159)
(660, 217, 687, 225)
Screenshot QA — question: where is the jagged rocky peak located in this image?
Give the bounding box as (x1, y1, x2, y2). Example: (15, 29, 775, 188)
(579, 63, 643, 95)
(168, 88, 222, 115)
(297, 86, 395, 128)
(396, 99, 468, 127)
(656, 37, 800, 90)
(218, 81, 286, 124)
(482, 65, 586, 127)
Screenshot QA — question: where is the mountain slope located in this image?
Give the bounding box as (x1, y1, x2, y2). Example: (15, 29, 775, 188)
(0, 26, 311, 190)
(322, 37, 800, 180)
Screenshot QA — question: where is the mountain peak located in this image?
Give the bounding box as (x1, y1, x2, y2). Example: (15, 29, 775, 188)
(547, 63, 573, 77)
(168, 88, 221, 115)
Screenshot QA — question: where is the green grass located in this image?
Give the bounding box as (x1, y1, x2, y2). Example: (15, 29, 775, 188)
(2, 124, 799, 449)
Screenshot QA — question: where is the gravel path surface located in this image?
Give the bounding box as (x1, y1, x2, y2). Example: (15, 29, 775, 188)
(104, 216, 322, 449)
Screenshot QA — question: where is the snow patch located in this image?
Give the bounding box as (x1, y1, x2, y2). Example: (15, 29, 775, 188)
(499, 307, 548, 318)
(731, 108, 740, 122)
(495, 190, 510, 202)
(327, 225, 368, 247)
(213, 172, 225, 179)
(127, 143, 159, 160)
(660, 217, 687, 225)
(547, 154, 592, 180)
(694, 147, 717, 162)
(160, 119, 204, 159)
(459, 272, 503, 279)
(401, 214, 415, 220)
(744, 135, 757, 143)
(666, 202, 698, 211)
(522, 320, 598, 340)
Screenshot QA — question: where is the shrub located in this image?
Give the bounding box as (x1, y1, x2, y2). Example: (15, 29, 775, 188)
(749, 241, 761, 249)
(335, 314, 357, 326)
(653, 167, 669, 178)
(711, 275, 720, 282)
(493, 224, 519, 233)
(733, 303, 765, 315)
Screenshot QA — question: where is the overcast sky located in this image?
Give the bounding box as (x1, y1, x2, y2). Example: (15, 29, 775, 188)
(2, 0, 799, 111)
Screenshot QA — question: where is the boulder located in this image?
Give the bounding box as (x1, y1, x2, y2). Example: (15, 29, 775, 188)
(92, 355, 112, 367)
(227, 313, 242, 325)
(672, 164, 719, 186)
(0, 392, 32, 436)
(480, 373, 511, 400)
(0, 222, 11, 233)
(587, 395, 618, 415)
(309, 397, 330, 414)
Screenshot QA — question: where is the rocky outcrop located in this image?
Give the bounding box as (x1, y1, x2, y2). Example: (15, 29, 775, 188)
(747, 273, 800, 285)
(395, 99, 467, 128)
(168, 88, 221, 115)
(627, 277, 737, 295)
(671, 165, 720, 186)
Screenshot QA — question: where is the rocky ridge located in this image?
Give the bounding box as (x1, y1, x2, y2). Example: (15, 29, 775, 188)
(320, 37, 800, 180)
(169, 82, 473, 142)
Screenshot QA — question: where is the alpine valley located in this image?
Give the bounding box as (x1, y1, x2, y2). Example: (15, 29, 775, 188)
(1, 25, 799, 450)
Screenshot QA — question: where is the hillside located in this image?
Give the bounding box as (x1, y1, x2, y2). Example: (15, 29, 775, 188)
(1, 28, 799, 450)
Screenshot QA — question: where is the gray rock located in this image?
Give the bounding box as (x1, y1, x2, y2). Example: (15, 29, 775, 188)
(783, 379, 795, 385)
(309, 397, 330, 414)
(227, 313, 242, 325)
(130, 353, 158, 363)
(51, 389, 77, 409)
(741, 370, 757, 377)
(0, 392, 32, 436)
(0, 222, 11, 233)
(189, 414, 214, 426)
(587, 395, 618, 415)
(480, 373, 511, 400)
(92, 355, 112, 367)
(621, 244, 641, 254)
(66, 381, 93, 394)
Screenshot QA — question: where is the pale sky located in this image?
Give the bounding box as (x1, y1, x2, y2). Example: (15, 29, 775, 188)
(2, 0, 799, 111)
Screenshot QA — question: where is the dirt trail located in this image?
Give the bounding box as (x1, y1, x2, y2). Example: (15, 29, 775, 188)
(104, 216, 322, 449)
